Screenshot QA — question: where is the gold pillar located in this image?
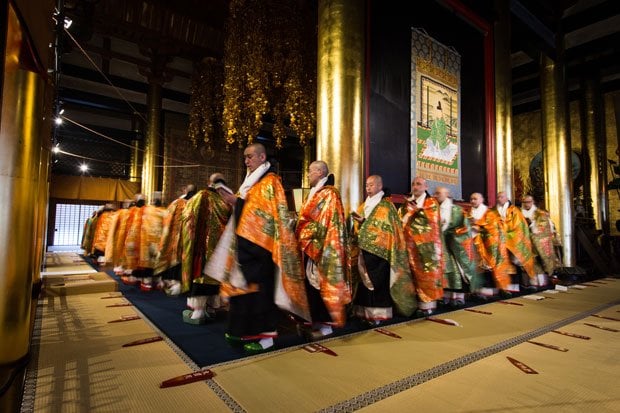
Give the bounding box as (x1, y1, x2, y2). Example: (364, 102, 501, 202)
(129, 112, 142, 183)
(161, 125, 171, 202)
(494, 0, 513, 198)
(0, 5, 45, 364)
(540, 53, 574, 265)
(317, 0, 365, 213)
(32, 146, 50, 288)
(129, 138, 141, 182)
(141, 79, 162, 199)
(580, 75, 608, 232)
(302, 144, 312, 188)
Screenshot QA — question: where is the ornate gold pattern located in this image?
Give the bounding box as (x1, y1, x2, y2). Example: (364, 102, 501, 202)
(222, 0, 316, 148)
(188, 58, 224, 149)
(416, 58, 458, 88)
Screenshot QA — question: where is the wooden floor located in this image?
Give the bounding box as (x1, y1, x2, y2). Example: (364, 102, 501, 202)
(22, 253, 620, 412)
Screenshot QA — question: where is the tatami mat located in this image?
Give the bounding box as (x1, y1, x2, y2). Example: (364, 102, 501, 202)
(359, 305, 620, 413)
(24, 277, 619, 412)
(27, 293, 230, 412)
(208, 279, 620, 412)
(43, 252, 93, 268)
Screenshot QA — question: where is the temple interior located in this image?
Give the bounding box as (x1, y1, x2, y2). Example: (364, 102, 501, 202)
(1, 0, 619, 411)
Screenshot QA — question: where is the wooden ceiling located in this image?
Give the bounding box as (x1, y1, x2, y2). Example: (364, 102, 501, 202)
(53, 0, 619, 178)
(510, 0, 620, 113)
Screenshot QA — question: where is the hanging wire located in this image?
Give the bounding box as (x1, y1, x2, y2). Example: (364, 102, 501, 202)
(55, 149, 200, 168)
(55, 148, 240, 171)
(61, 116, 204, 167)
(63, 27, 147, 124)
(60, 25, 220, 170)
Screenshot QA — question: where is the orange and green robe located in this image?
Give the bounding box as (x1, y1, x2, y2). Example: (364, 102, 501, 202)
(110, 208, 130, 269)
(470, 206, 512, 291)
(180, 189, 231, 293)
(524, 207, 560, 275)
(157, 197, 187, 275)
(92, 209, 115, 255)
(81, 213, 97, 254)
(351, 198, 417, 318)
(206, 172, 310, 323)
(122, 205, 142, 271)
(124, 205, 165, 271)
(495, 204, 537, 279)
(399, 196, 444, 308)
(104, 210, 119, 263)
(295, 184, 351, 328)
(441, 203, 482, 292)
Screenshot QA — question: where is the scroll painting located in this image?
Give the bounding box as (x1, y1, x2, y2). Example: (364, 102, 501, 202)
(411, 28, 462, 199)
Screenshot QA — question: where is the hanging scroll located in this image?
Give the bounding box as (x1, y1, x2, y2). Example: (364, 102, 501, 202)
(411, 28, 462, 198)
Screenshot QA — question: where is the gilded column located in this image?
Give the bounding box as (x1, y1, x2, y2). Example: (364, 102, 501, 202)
(317, 0, 365, 213)
(540, 53, 574, 265)
(301, 144, 312, 188)
(129, 112, 142, 182)
(129, 138, 141, 182)
(494, 0, 512, 199)
(0, 5, 45, 364)
(580, 74, 608, 233)
(33, 145, 51, 289)
(141, 76, 162, 200)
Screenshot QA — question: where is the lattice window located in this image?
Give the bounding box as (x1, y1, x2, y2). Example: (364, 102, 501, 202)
(52, 203, 101, 246)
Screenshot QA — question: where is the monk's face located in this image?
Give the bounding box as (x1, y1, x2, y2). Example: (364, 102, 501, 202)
(411, 178, 427, 197)
(434, 188, 449, 203)
(365, 177, 382, 197)
(244, 146, 266, 173)
(307, 164, 323, 187)
(497, 192, 508, 206)
(470, 193, 483, 208)
(522, 196, 534, 210)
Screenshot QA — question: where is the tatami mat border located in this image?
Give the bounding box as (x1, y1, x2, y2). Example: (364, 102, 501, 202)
(121, 299, 247, 412)
(20, 300, 44, 413)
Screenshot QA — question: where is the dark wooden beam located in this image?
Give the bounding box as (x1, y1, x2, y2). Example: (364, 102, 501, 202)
(60, 122, 139, 142)
(82, 44, 193, 79)
(512, 77, 539, 96)
(562, 0, 620, 33)
(510, 0, 555, 48)
(61, 63, 191, 103)
(512, 61, 539, 81)
(60, 88, 147, 114)
(565, 32, 620, 63)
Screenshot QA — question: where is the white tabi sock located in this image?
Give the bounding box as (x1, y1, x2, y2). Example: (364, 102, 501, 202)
(319, 325, 333, 336)
(166, 281, 181, 296)
(191, 308, 205, 320)
(258, 337, 274, 349)
(187, 296, 208, 318)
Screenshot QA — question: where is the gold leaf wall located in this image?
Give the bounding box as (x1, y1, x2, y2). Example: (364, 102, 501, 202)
(513, 95, 619, 235)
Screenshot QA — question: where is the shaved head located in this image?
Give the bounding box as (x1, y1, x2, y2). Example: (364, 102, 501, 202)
(310, 160, 328, 176)
(434, 186, 450, 203)
(308, 160, 328, 187)
(470, 192, 485, 208)
(244, 143, 267, 172)
(247, 142, 266, 155)
(411, 176, 428, 197)
(522, 194, 535, 210)
(497, 191, 509, 206)
(365, 175, 383, 197)
(209, 173, 225, 185)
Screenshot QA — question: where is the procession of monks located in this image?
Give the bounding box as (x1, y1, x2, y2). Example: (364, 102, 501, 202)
(81, 143, 562, 353)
